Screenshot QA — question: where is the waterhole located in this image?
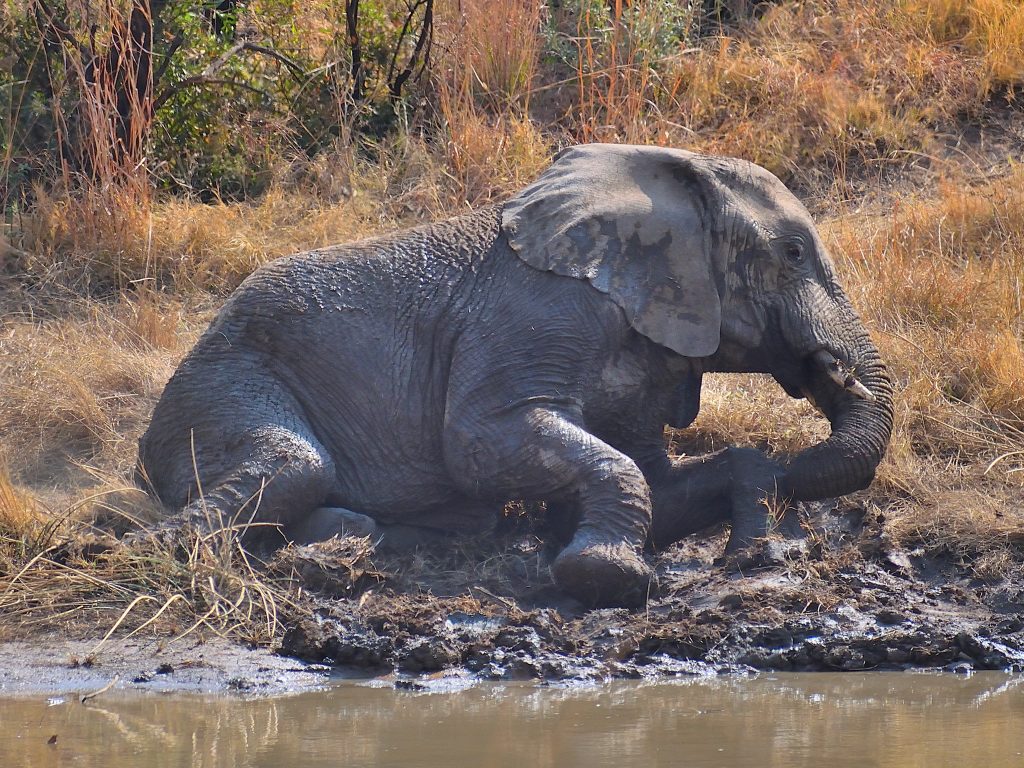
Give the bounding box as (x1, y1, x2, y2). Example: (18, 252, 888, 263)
(3, 672, 1022, 767)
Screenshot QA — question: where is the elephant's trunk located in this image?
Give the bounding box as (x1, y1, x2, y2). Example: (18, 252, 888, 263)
(784, 327, 894, 502)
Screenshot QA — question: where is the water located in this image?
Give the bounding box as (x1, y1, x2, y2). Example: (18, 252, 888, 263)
(3, 673, 1023, 767)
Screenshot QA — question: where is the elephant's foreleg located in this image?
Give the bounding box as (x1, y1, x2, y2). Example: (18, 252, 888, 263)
(646, 447, 799, 552)
(445, 406, 653, 609)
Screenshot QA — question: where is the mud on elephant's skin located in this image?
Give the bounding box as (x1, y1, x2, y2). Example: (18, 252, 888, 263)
(136, 143, 894, 609)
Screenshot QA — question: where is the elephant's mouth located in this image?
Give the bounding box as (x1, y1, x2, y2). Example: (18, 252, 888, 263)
(771, 348, 875, 406)
(802, 349, 876, 404)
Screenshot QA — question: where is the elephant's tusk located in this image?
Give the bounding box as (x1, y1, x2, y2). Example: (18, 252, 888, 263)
(811, 350, 876, 402)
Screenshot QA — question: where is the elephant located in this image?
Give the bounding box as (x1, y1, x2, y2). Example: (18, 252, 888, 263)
(136, 143, 894, 609)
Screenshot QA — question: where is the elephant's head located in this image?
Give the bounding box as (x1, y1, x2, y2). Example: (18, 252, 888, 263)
(501, 143, 893, 501)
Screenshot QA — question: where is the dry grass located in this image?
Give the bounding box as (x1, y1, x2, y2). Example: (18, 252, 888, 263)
(2, 0, 1024, 646)
(437, 0, 542, 114)
(0, 521, 300, 646)
(20, 172, 399, 293)
(905, 0, 1024, 88)
(0, 464, 49, 550)
(432, 0, 552, 207)
(0, 292, 196, 479)
(542, 0, 1023, 189)
(826, 168, 1024, 574)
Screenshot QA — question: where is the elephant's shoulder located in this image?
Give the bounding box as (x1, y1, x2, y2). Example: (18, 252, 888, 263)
(417, 205, 504, 264)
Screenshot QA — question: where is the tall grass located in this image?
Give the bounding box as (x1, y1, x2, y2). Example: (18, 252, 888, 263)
(431, 0, 551, 206)
(833, 168, 1024, 424)
(906, 0, 1024, 90)
(8, 0, 156, 220)
(440, 0, 542, 113)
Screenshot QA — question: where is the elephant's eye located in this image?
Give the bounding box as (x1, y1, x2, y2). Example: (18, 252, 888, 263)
(783, 244, 805, 264)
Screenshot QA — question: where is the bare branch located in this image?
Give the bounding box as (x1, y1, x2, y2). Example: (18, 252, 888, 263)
(239, 42, 305, 80)
(386, 0, 424, 87)
(153, 40, 304, 111)
(153, 76, 275, 111)
(389, 0, 433, 101)
(153, 32, 185, 88)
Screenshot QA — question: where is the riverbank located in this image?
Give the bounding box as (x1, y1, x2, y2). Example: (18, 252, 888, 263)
(2, 500, 1021, 697)
(0, 637, 332, 696)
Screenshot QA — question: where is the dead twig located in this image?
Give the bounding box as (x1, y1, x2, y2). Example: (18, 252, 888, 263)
(80, 674, 119, 704)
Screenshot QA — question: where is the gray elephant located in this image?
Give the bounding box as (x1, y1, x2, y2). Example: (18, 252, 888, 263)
(137, 144, 893, 608)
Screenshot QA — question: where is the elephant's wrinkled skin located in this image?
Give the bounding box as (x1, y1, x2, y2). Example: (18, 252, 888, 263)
(137, 144, 894, 608)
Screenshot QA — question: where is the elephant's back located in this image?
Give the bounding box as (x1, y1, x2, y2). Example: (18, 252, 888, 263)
(202, 205, 502, 354)
(165, 206, 508, 514)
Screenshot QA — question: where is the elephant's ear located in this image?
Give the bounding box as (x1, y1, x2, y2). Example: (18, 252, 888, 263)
(501, 144, 722, 357)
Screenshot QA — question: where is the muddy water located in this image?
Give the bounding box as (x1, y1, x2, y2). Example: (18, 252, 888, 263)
(3, 673, 1023, 767)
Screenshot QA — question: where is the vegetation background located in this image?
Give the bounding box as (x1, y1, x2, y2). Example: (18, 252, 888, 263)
(1, 0, 1023, 643)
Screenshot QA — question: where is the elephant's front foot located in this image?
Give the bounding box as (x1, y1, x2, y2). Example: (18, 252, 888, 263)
(551, 532, 653, 609)
(723, 531, 809, 570)
(649, 446, 805, 561)
(721, 478, 809, 571)
(722, 449, 803, 557)
(723, 495, 804, 558)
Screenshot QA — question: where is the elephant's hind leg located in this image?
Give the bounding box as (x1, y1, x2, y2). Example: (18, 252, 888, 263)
(286, 506, 378, 544)
(156, 423, 336, 549)
(140, 354, 338, 548)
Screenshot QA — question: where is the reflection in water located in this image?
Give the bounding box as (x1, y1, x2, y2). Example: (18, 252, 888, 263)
(2, 673, 1024, 767)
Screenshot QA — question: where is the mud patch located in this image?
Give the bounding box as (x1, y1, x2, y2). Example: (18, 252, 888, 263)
(4, 502, 1023, 694)
(279, 502, 1024, 681)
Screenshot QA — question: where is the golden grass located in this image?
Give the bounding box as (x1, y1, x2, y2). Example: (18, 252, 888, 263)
(544, 0, 1021, 186)
(437, 0, 542, 113)
(676, 373, 830, 458)
(905, 0, 1024, 88)
(824, 169, 1024, 567)
(18, 135, 551, 294)
(0, 522, 298, 645)
(21, 179, 396, 293)
(432, 0, 552, 207)
(0, 293, 194, 479)
(831, 167, 1024, 424)
(0, 463, 47, 548)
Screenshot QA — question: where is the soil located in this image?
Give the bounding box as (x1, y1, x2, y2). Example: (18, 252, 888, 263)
(273, 499, 1024, 684)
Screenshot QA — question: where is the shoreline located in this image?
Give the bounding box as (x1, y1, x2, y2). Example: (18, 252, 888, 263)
(4, 508, 1022, 697)
(0, 637, 334, 697)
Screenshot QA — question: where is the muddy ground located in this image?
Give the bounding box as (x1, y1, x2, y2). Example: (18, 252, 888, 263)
(2, 498, 1023, 697)
(278, 499, 1024, 682)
